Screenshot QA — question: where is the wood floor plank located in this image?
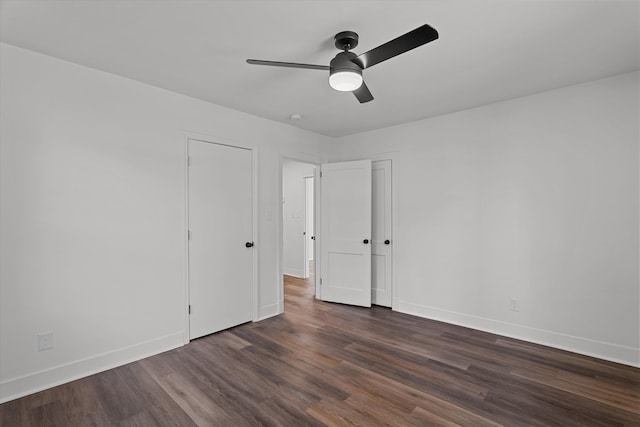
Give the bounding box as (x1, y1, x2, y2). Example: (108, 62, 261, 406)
(217, 331, 252, 350)
(0, 395, 27, 426)
(470, 364, 640, 426)
(408, 406, 464, 427)
(147, 371, 237, 426)
(115, 363, 197, 426)
(495, 337, 640, 382)
(306, 398, 383, 427)
(241, 344, 350, 405)
(90, 368, 146, 423)
(27, 401, 71, 426)
(342, 393, 420, 426)
(335, 361, 502, 427)
(55, 377, 112, 426)
(511, 367, 640, 415)
(249, 321, 344, 370)
(2, 271, 639, 426)
(340, 342, 490, 402)
(258, 391, 327, 427)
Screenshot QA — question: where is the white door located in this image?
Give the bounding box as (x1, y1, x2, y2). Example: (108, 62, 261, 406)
(372, 160, 392, 307)
(188, 139, 253, 339)
(320, 160, 372, 307)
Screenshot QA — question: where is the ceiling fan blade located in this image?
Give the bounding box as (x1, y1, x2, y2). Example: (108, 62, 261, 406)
(353, 81, 374, 103)
(352, 24, 438, 69)
(246, 59, 329, 71)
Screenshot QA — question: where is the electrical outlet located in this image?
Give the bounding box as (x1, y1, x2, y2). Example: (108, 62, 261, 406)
(509, 298, 520, 312)
(37, 332, 54, 351)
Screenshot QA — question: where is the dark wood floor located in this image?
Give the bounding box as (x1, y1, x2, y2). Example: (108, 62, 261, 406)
(2, 274, 639, 426)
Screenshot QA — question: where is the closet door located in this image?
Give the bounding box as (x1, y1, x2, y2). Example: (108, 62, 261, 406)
(188, 139, 253, 339)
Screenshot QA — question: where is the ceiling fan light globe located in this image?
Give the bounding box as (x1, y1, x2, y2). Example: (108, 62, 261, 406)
(329, 71, 363, 92)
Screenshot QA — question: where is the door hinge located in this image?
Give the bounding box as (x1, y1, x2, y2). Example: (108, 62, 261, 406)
(188, 305, 191, 314)
(320, 278, 323, 285)
(187, 156, 191, 167)
(320, 171, 323, 178)
(188, 230, 192, 240)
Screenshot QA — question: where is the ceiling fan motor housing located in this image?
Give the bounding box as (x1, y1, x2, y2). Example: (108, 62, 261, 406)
(330, 51, 362, 75)
(329, 51, 363, 91)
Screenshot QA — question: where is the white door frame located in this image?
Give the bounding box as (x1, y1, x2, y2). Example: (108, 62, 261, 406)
(303, 176, 314, 279)
(183, 132, 259, 344)
(278, 153, 321, 314)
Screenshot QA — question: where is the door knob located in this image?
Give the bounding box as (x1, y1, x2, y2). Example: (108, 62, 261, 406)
(311, 236, 315, 240)
(363, 239, 369, 244)
(384, 239, 390, 245)
(245, 242, 254, 248)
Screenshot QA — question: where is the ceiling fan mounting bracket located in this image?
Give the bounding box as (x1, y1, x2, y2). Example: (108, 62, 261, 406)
(334, 31, 359, 51)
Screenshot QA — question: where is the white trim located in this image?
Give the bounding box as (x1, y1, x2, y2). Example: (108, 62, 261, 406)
(302, 175, 307, 279)
(284, 269, 305, 278)
(183, 132, 260, 340)
(184, 131, 258, 151)
(0, 332, 183, 404)
(257, 303, 280, 321)
(182, 135, 190, 344)
(251, 145, 260, 322)
(314, 166, 321, 300)
(277, 156, 284, 315)
(303, 175, 314, 279)
(397, 300, 640, 368)
(388, 154, 399, 311)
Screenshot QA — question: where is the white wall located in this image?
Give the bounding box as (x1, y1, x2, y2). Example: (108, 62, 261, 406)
(282, 160, 315, 277)
(326, 72, 640, 367)
(2, 41, 638, 406)
(0, 43, 330, 402)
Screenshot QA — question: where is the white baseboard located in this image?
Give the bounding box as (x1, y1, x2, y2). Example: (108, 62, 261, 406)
(283, 269, 304, 278)
(0, 331, 184, 404)
(257, 303, 280, 321)
(397, 300, 639, 368)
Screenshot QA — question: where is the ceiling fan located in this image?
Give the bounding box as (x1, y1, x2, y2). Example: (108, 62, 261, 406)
(246, 24, 438, 103)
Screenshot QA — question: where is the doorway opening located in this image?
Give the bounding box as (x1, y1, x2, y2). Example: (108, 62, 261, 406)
(282, 159, 316, 296)
(279, 156, 394, 314)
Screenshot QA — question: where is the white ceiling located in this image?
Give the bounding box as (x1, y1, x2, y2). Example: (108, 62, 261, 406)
(1, 1, 638, 137)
